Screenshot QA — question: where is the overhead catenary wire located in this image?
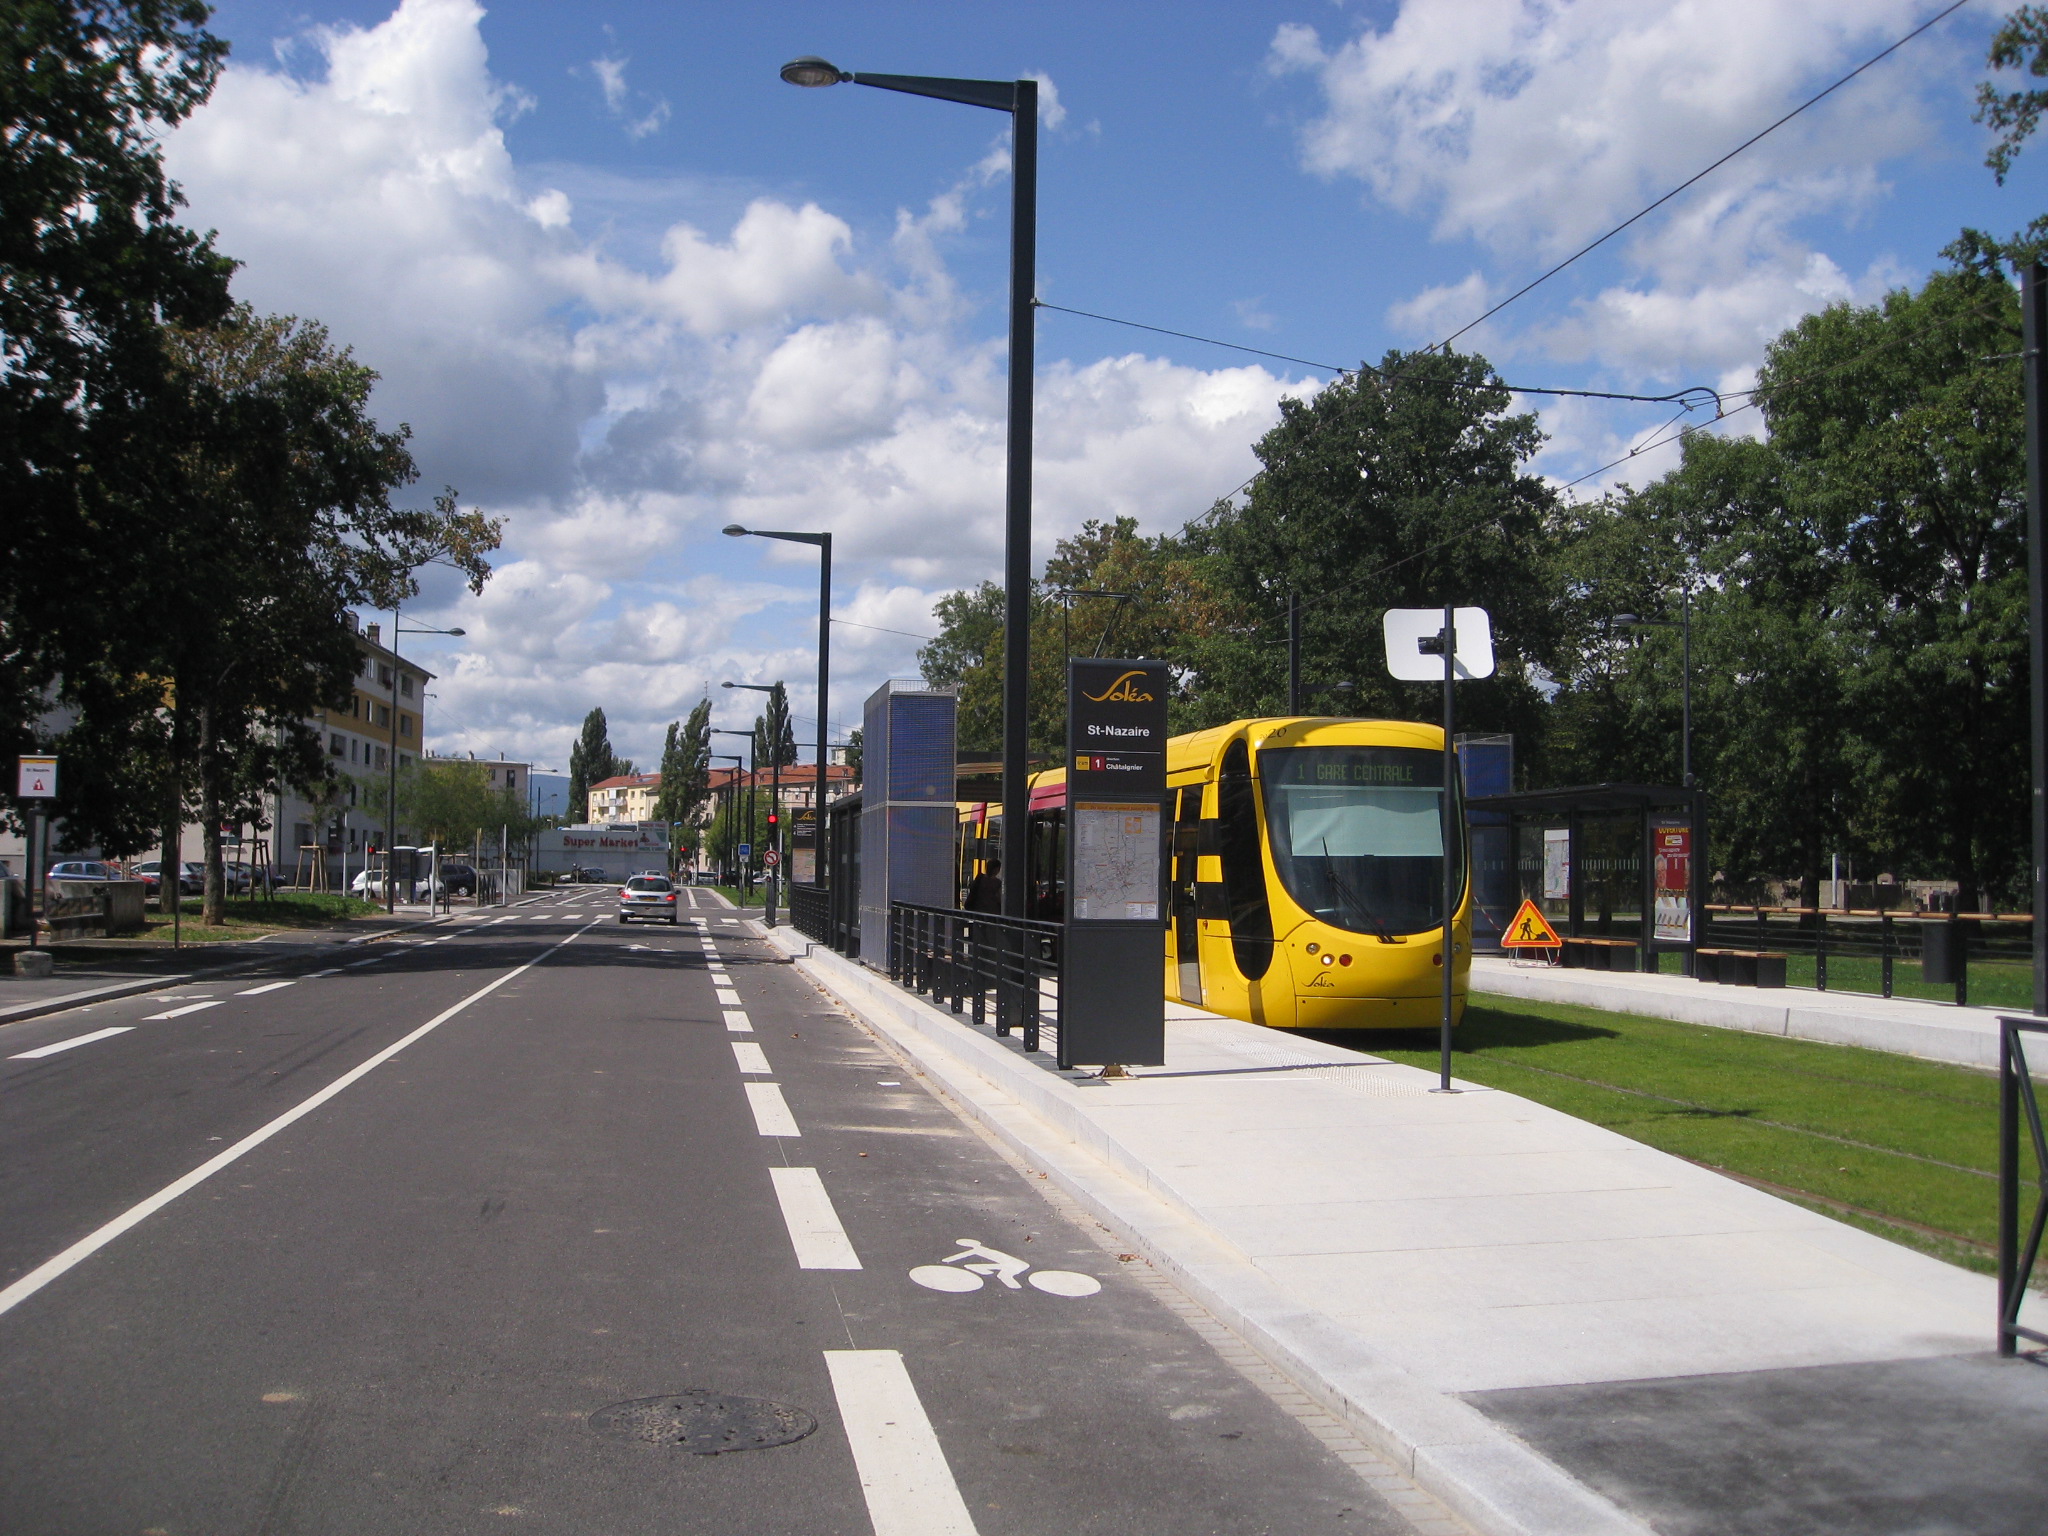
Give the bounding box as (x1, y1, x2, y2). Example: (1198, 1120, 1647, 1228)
(1034, 300, 1722, 408)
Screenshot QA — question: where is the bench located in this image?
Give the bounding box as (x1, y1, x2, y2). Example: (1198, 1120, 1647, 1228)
(1695, 948, 1786, 988)
(1560, 935, 1642, 973)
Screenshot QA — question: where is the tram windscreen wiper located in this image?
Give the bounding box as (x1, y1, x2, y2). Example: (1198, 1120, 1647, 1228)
(1320, 837, 1400, 944)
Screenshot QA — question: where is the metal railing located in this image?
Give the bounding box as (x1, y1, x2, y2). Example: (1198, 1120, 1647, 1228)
(1699, 907, 2034, 1009)
(1999, 1016, 2048, 1356)
(790, 883, 829, 945)
(888, 900, 1062, 1057)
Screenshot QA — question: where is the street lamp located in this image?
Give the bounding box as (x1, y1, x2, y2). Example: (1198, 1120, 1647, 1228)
(782, 56, 1037, 920)
(712, 727, 758, 905)
(711, 753, 743, 886)
(725, 523, 832, 902)
(1610, 613, 1692, 789)
(383, 619, 465, 913)
(724, 680, 784, 927)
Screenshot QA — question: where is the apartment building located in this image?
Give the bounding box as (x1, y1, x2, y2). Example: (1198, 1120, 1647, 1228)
(587, 772, 661, 824)
(274, 613, 433, 869)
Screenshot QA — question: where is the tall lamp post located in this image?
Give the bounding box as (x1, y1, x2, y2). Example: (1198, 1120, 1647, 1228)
(712, 727, 757, 905)
(724, 681, 783, 927)
(711, 753, 743, 886)
(383, 616, 464, 914)
(782, 55, 1037, 920)
(724, 525, 831, 895)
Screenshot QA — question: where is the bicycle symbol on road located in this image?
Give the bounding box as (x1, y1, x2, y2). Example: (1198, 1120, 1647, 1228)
(909, 1239, 1102, 1298)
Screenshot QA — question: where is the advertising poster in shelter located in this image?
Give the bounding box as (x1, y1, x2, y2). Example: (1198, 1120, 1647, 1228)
(1542, 828, 1570, 901)
(1653, 818, 1692, 943)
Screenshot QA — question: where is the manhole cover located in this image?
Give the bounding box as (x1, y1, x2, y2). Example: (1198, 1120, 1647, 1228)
(588, 1391, 817, 1454)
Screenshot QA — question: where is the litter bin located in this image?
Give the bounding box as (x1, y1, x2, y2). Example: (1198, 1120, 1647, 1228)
(1920, 920, 1966, 986)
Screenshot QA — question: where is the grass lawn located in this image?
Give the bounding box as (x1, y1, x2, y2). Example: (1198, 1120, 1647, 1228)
(710, 884, 763, 908)
(1362, 997, 2027, 1279)
(115, 891, 386, 944)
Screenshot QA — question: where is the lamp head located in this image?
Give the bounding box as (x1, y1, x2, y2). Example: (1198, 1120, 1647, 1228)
(723, 524, 749, 537)
(1611, 613, 1641, 628)
(446, 627, 466, 636)
(780, 56, 848, 87)
(721, 681, 735, 689)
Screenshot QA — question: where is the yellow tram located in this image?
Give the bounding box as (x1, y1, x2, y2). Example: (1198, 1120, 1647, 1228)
(958, 717, 1470, 1031)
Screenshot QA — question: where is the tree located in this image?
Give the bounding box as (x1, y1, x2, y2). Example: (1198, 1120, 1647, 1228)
(844, 727, 862, 786)
(1977, 5, 2048, 183)
(918, 518, 1228, 756)
(567, 708, 619, 823)
(1188, 349, 1563, 751)
(139, 307, 498, 922)
(2, 0, 236, 835)
(755, 682, 798, 769)
(655, 698, 712, 871)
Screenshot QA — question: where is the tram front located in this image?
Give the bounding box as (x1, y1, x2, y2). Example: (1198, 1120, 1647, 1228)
(1255, 729, 1469, 1029)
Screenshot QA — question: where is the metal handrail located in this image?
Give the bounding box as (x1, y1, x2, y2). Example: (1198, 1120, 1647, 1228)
(889, 900, 1061, 1055)
(1999, 1016, 2048, 1356)
(789, 882, 830, 945)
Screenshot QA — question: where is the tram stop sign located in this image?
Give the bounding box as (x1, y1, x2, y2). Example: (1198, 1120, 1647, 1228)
(17, 755, 56, 799)
(1062, 658, 1169, 1069)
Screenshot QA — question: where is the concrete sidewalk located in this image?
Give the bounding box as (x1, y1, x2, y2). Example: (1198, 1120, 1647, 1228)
(1470, 954, 2011, 1069)
(766, 924, 2047, 1536)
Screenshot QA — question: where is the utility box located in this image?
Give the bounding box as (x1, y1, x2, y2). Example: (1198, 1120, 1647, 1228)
(1921, 919, 1967, 986)
(860, 681, 957, 964)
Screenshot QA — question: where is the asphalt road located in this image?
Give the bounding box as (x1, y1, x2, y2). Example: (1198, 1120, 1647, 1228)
(0, 887, 1442, 1535)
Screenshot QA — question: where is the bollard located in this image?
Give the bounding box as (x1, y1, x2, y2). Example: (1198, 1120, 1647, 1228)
(14, 949, 55, 978)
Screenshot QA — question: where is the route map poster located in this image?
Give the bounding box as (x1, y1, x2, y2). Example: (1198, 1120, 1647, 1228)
(1071, 802, 1160, 920)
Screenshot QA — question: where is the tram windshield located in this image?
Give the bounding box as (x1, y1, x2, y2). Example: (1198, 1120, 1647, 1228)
(1257, 746, 1462, 937)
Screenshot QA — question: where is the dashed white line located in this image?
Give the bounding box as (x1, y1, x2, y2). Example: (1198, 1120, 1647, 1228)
(143, 1001, 222, 1021)
(10, 1027, 136, 1060)
(768, 1168, 861, 1270)
(724, 1009, 753, 1034)
(237, 981, 295, 996)
(824, 1350, 978, 1536)
(743, 1081, 800, 1136)
(715, 988, 742, 1006)
(730, 1041, 772, 1074)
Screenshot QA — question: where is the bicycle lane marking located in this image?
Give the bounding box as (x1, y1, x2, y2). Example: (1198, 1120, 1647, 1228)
(0, 918, 605, 1321)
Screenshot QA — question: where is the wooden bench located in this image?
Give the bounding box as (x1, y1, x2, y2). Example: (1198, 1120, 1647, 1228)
(1695, 948, 1786, 988)
(1560, 935, 1642, 973)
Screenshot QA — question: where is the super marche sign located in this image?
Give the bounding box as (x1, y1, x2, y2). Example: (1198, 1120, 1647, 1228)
(17, 755, 56, 799)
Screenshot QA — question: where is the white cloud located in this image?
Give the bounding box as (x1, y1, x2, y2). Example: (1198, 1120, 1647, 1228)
(166, 0, 1296, 769)
(1273, 0, 1972, 474)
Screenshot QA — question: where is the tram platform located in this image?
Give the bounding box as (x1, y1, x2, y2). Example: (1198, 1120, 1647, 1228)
(1470, 953, 2008, 1070)
(765, 920, 2046, 1536)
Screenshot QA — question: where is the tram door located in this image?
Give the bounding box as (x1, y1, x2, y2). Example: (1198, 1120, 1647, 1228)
(1170, 785, 1203, 1006)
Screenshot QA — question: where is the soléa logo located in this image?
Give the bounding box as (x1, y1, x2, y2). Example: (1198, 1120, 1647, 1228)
(1081, 670, 1155, 704)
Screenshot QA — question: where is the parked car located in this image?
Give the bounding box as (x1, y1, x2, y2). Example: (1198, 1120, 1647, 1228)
(45, 860, 122, 884)
(439, 861, 478, 897)
(618, 874, 679, 924)
(131, 860, 204, 895)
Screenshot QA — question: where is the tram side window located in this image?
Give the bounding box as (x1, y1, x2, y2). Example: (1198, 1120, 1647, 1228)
(1216, 740, 1274, 979)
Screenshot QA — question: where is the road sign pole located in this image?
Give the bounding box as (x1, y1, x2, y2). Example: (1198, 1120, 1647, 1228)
(1440, 602, 1456, 1093)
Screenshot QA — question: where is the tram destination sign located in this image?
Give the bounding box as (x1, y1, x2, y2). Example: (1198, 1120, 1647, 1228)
(1068, 659, 1168, 797)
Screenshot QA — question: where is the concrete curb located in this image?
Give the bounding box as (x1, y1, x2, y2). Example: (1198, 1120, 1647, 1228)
(0, 896, 555, 1033)
(1470, 957, 2003, 1069)
(759, 925, 1653, 1536)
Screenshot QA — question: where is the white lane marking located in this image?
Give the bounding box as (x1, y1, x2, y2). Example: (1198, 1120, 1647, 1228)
(10, 1027, 136, 1060)
(0, 919, 604, 1322)
(143, 1001, 223, 1021)
(743, 1081, 800, 1136)
(724, 1009, 753, 1034)
(768, 1167, 861, 1270)
(824, 1351, 978, 1536)
(730, 1041, 772, 1074)
(715, 988, 741, 1006)
(305, 969, 341, 978)
(238, 981, 295, 996)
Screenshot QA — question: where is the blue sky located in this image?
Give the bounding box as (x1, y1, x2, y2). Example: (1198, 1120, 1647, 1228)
(168, 0, 2043, 772)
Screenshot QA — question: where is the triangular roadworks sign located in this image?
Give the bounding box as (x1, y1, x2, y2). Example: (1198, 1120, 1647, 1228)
(1501, 899, 1562, 949)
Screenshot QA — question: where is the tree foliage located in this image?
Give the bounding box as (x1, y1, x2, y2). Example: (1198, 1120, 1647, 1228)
(655, 697, 712, 869)
(754, 682, 798, 769)
(567, 707, 619, 822)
